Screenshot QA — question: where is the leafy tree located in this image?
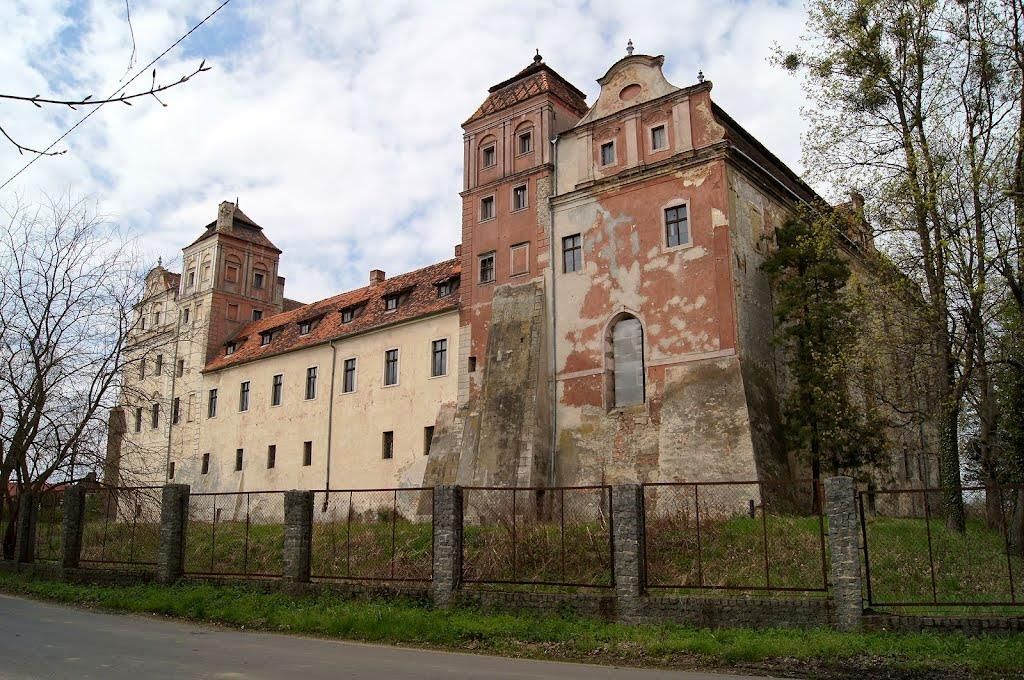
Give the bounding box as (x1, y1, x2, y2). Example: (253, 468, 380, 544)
(762, 207, 887, 497)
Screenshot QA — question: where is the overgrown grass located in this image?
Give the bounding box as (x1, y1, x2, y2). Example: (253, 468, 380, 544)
(0, 572, 1021, 678)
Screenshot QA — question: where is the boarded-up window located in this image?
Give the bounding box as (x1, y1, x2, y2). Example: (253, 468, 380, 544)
(510, 242, 529, 277)
(612, 317, 645, 407)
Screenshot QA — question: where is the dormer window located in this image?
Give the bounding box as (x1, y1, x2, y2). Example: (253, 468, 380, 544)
(600, 141, 616, 166)
(518, 131, 533, 154)
(298, 319, 316, 335)
(384, 294, 400, 312)
(260, 333, 272, 346)
(225, 343, 236, 356)
(437, 277, 459, 298)
(482, 144, 496, 168)
(340, 304, 364, 324)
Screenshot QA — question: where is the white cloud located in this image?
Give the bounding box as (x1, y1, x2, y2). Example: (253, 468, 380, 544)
(1, 0, 810, 303)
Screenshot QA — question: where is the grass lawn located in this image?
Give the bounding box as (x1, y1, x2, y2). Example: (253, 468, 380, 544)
(0, 573, 1022, 678)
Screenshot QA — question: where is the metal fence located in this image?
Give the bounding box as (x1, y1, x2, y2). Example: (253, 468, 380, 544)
(860, 485, 1024, 607)
(33, 490, 64, 562)
(461, 486, 614, 588)
(184, 491, 285, 577)
(642, 480, 828, 593)
(311, 488, 434, 582)
(80, 486, 162, 569)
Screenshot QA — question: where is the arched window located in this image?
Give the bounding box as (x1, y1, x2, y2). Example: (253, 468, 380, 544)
(611, 315, 645, 407)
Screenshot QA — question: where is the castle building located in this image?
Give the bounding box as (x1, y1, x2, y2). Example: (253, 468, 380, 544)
(108, 49, 933, 494)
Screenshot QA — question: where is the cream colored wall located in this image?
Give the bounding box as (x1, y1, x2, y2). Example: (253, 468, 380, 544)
(177, 310, 459, 493)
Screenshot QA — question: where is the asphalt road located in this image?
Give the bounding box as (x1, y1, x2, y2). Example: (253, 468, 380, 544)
(0, 593, 773, 679)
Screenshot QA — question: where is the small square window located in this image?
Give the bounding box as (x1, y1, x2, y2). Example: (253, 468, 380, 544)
(260, 333, 272, 346)
(482, 144, 496, 168)
(480, 196, 495, 221)
(341, 307, 355, 323)
(384, 294, 399, 312)
(201, 453, 210, 475)
(518, 131, 533, 154)
(303, 441, 312, 467)
(299, 320, 312, 334)
(600, 141, 616, 166)
(437, 279, 457, 298)
(382, 431, 394, 459)
(512, 184, 527, 211)
(479, 252, 495, 284)
(252, 309, 263, 321)
(651, 125, 667, 151)
(225, 343, 236, 355)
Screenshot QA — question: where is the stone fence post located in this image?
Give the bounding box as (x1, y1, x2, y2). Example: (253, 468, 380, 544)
(61, 485, 87, 569)
(824, 476, 863, 631)
(157, 484, 190, 584)
(612, 484, 645, 623)
(432, 485, 462, 606)
(15, 491, 36, 563)
(283, 490, 313, 588)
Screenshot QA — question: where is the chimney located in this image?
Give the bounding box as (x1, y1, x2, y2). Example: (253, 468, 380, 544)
(454, 244, 462, 257)
(369, 269, 386, 286)
(216, 201, 236, 232)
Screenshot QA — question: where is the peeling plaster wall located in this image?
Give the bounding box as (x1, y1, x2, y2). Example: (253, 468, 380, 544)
(725, 167, 792, 482)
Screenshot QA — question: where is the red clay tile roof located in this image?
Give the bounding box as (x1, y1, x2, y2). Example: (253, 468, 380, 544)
(204, 258, 461, 372)
(465, 59, 588, 125)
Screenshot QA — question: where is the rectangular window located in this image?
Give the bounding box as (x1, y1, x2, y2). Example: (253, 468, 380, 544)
(510, 242, 529, 276)
(384, 349, 399, 386)
(271, 374, 283, 406)
(482, 144, 496, 168)
(151, 403, 159, 429)
(480, 196, 495, 221)
(479, 252, 495, 283)
(267, 445, 276, 469)
(202, 264, 211, 281)
(260, 333, 272, 346)
(139, 358, 146, 380)
(168, 461, 175, 479)
(305, 366, 317, 400)
(253, 271, 265, 289)
(342, 358, 357, 393)
(437, 278, 456, 298)
(235, 448, 244, 472)
(172, 397, 180, 425)
(252, 309, 263, 321)
(384, 294, 399, 312)
(208, 388, 218, 418)
(177, 359, 185, 377)
(665, 204, 690, 248)
(424, 426, 435, 455)
(382, 431, 394, 459)
(341, 308, 355, 323)
(299, 320, 312, 334)
(518, 131, 532, 154)
(562, 234, 583, 273)
(468, 356, 477, 373)
(239, 381, 250, 411)
(600, 141, 615, 166)
(155, 354, 163, 376)
(134, 407, 142, 433)
(225, 265, 239, 283)
(431, 339, 448, 377)
(187, 271, 195, 287)
(201, 453, 210, 475)
(187, 393, 195, 422)
(140, 316, 147, 331)
(651, 124, 667, 151)
(225, 343, 236, 356)
(303, 441, 312, 467)
(512, 184, 527, 211)
(182, 308, 190, 324)
(227, 303, 239, 321)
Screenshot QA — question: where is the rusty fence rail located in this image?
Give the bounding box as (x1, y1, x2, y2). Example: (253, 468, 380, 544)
(184, 491, 285, 577)
(642, 480, 828, 593)
(461, 485, 614, 588)
(859, 485, 1024, 607)
(33, 490, 64, 562)
(311, 488, 434, 582)
(80, 486, 162, 569)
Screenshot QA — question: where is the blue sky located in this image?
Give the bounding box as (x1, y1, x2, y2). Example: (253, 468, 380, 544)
(1, 0, 811, 303)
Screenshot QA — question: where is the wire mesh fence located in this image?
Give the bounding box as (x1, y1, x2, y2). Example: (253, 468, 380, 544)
(33, 490, 64, 562)
(461, 486, 613, 588)
(184, 491, 285, 577)
(860, 485, 1024, 607)
(80, 486, 162, 569)
(311, 488, 434, 582)
(643, 480, 828, 593)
